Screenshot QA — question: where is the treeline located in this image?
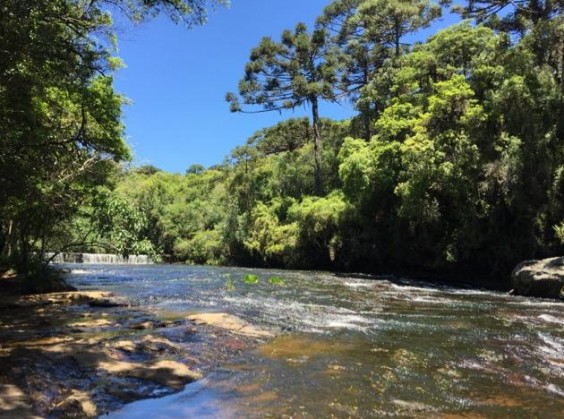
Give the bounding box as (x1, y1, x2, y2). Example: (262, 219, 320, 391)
(104, 0, 563, 281)
(2, 0, 563, 285)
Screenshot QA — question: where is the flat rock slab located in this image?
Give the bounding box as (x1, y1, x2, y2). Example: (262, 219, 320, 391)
(0, 291, 124, 309)
(188, 312, 275, 338)
(96, 359, 201, 390)
(0, 384, 41, 419)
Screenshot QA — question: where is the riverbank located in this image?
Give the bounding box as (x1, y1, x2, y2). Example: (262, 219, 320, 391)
(2, 264, 563, 417)
(0, 288, 275, 417)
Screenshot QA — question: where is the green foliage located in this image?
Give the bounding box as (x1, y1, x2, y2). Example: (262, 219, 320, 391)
(268, 276, 285, 285)
(243, 200, 300, 266)
(88, 190, 158, 258)
(33, 0, 562, 286)
(244, 274, 259, 284)
(224, 277, 236, 291)
(227, 22, 341, 195)
(0, 0, 227, 278)
(555, 223, 564, 244)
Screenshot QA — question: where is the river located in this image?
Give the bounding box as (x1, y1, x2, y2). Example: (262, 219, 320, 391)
(64, 264, 564, 418)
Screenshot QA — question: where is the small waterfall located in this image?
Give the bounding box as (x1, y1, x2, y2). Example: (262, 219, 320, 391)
(46, 253, 153, 264)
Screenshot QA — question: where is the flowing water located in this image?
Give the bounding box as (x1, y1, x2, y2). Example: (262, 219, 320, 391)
(64, 264, 564, 418)
(47, 253, 153, 264)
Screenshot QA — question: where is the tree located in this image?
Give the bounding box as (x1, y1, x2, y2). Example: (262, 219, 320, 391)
(0, 0, 227, 277)
(246, 118, 311, 155)
(317, 0, 442, 139)
(453, 0, 562, 31)
(226, 22, 338, 195)
(186, 164, 205, 174)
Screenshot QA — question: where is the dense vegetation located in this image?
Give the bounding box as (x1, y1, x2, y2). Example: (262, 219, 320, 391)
(0, 0, 225, 283)
(1, 0, 563, 286)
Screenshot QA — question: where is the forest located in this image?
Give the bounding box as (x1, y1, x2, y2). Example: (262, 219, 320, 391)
(1, 0, 563, 286)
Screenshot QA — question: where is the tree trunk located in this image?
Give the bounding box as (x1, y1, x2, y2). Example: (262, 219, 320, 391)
(394, 19, 401, 58)
(7, 220, 13, 257)
(362, 66, 372, 141)
(311, 97, 323, 196)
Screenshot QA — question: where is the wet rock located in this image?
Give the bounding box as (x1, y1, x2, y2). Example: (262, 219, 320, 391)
(113, 340, 136, 352)
(53, 390, 97, 417)
(0, 291, 273, 417)
(137, 335, 182, 353)
(0, 291, 116, 309)
(0, 384, 40, 419)
(129, 320, 159, 330)
(511, 257, 564, 299)
(188, 312, 275, 338)
(391, 399, 433, 412)
(97, 359, 201, 389)
(68, 318, 113, 328)
(88, 298, 126, 308)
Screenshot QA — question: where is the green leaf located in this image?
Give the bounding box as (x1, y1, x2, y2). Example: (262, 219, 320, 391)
(244, 274, 259, 284)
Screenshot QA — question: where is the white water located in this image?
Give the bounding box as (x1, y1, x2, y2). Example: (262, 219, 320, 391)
(47, 252, 152, 264)
(63, 264, 564, 418)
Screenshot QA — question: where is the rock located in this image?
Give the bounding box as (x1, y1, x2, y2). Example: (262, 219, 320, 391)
(0, 291, 116, 309)
(55, 390, 97, 417)
(67, 318, 113, 328)
(97, 359, 201, 389)
(511, 257, 564, 299)
(113, 340, 136, 352)
(88, 298, 126, 308)
(188, 312, 275, 338)
(391, 399, 432, 412)
(0, 384, 41, 419)
(127, 319, 167, 330)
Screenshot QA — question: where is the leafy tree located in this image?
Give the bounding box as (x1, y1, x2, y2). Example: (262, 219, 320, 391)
(0, 0, 226, 277)
(453, 0, 562, 31)
(227, 22, 339, 195)
(135, 165, 162, 175)
(317, 0, 442, 139)
(187, 163, 206, 174)
(246, 118, 311, 155)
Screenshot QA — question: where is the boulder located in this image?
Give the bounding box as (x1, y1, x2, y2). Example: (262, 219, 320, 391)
(511, 257, 564, 299)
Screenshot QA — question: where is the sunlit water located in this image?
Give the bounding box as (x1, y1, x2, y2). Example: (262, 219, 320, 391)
(63, 264, 564, 418)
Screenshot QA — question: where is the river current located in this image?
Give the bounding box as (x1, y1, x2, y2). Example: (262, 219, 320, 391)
(64, 264, 564, 418)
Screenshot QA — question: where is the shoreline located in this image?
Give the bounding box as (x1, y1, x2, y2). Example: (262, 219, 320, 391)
(0, 289, 274, 418)
(0, 262, 561, 417)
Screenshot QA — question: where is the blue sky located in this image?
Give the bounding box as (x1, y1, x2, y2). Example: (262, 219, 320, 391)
(113, 1, 459, 173)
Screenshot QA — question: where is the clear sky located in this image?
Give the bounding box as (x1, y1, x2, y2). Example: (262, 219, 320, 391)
(113, 1, 459, 173)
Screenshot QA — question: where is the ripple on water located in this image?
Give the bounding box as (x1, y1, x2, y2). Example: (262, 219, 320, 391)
(536, 333, 564, 371)
(61, 264, 564, 418)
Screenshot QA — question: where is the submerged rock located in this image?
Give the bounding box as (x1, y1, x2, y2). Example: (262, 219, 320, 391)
(511, 257, 564, 299)
(188, 312, 275, 338)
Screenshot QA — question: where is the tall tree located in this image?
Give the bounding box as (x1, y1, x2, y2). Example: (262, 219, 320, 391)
(453, 0, 562, 30)
(317, 0, 442, 140)
(226, 23, 338, 195)
(452, 0, 563, 66)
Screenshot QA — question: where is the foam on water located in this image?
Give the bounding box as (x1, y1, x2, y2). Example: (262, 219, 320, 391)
(70, 269, 91, 275)
(538, 314, 564, 326)
(343, 281, 375, 288)
(537, 333, 564, 357)
(545, 384, 564, 397)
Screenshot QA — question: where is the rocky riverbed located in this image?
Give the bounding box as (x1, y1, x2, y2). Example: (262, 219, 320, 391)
(0, 289, 275, 418)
